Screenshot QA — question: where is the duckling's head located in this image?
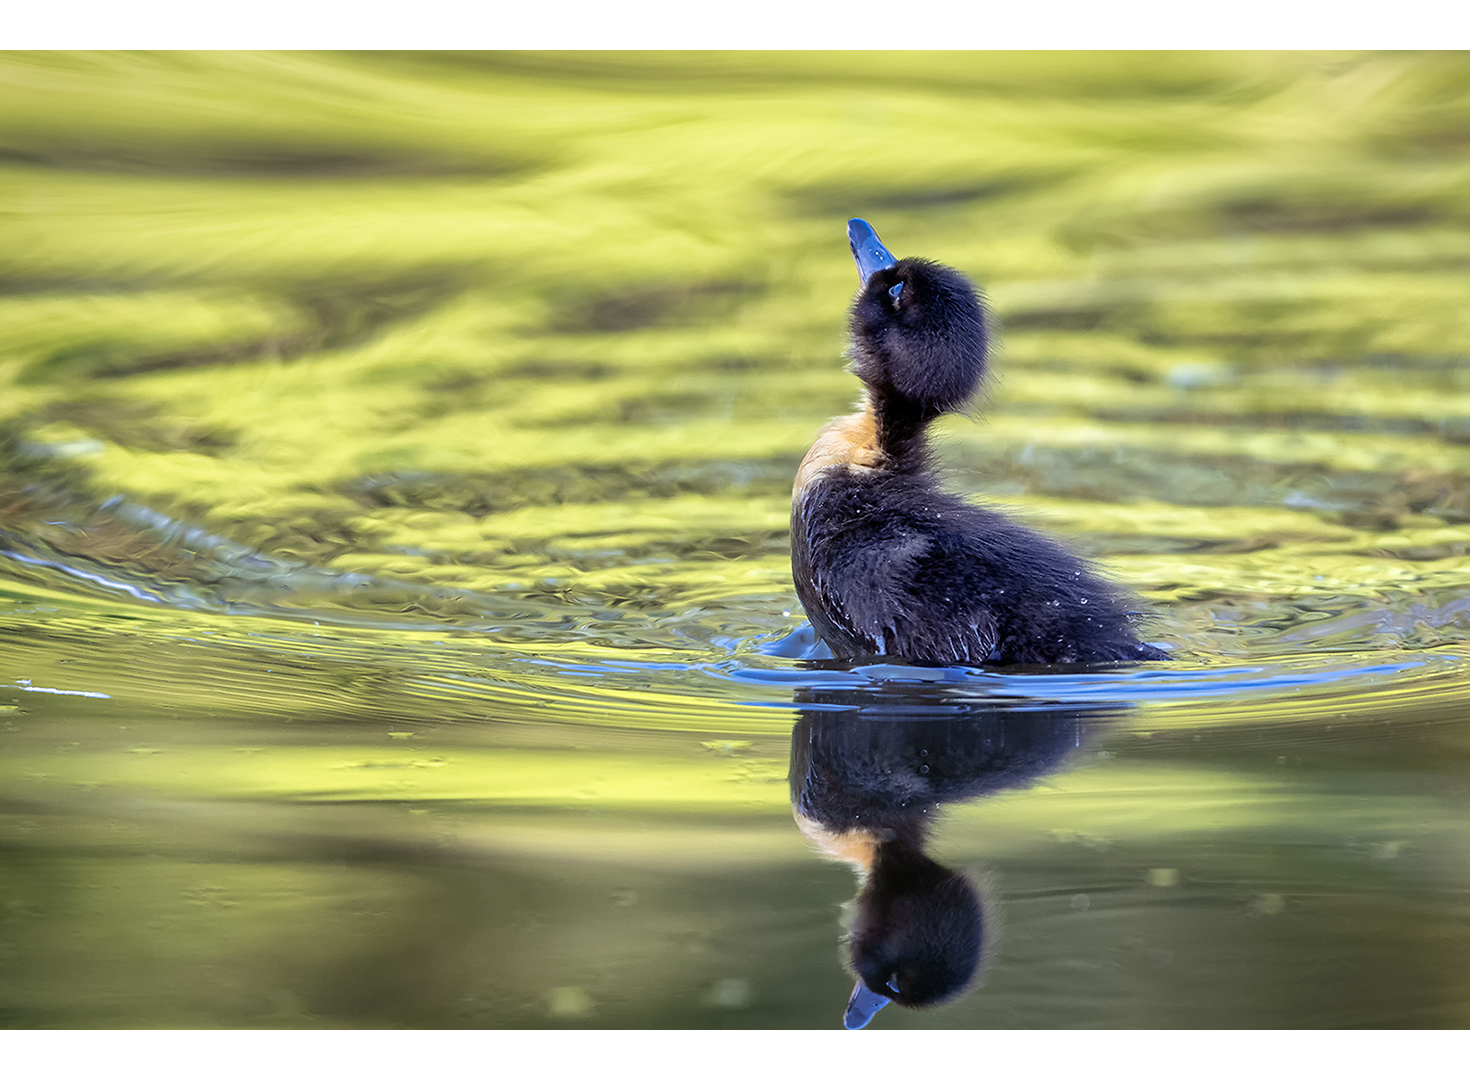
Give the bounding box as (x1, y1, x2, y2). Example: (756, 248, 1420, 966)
(847, 218, 989, 421)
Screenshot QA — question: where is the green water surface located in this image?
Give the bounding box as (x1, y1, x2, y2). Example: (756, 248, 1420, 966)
(4, 51, 1470, 1028)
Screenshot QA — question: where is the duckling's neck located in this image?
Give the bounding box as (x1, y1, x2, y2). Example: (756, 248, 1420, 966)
(865, 384, 936, 465)
(792, 396, 931, 499)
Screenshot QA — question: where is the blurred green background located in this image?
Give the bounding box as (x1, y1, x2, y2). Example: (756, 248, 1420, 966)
(5, 51, 1470, 1028)
(4, 51, 1470, 629)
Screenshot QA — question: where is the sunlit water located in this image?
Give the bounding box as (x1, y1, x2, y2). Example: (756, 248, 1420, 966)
(4, 52, 1470, 1028)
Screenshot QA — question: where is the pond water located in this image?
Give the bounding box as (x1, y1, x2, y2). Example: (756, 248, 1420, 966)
(4, 52, 1470, 1028)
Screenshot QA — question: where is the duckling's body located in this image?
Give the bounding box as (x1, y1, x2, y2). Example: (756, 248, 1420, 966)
(791, 220, 1165, 666)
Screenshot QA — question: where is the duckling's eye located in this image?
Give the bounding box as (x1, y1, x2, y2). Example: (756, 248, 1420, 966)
(888, 282, 904, 303)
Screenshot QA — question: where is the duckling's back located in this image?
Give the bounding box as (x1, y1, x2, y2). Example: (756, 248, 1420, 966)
(793, 464, 1162, 665)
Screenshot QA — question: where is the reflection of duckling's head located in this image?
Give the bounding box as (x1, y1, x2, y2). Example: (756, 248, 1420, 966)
(843, 843, 985, 1030)
(847, 218, 989, 427)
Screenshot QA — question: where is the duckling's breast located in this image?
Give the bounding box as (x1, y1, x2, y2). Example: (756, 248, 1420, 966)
(793, 407, 884, 500)
(794, 813, 880, 875)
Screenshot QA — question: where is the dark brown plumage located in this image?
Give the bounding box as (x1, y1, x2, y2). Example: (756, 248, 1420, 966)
(790, 219, 1165, 666)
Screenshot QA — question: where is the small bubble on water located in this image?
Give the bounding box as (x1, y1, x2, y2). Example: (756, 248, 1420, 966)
(1252, 893, 1286, 916)
(545, 986, 594, 1018)
(702, 978, 751, 1009)
(1070, 894, 1090, 912)
(1147, 868, 1179, 887)
(701, 740, 751, 756)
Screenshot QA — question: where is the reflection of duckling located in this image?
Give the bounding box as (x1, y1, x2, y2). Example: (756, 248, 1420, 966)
(790, 690, 1114, 1028)
(791, 219, 1166, 666)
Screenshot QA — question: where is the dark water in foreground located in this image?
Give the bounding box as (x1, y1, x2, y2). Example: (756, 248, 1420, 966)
(5, 52, 1470, 1027)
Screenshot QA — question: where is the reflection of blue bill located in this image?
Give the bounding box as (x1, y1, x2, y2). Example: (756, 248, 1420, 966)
(844, 979, 892, 1029)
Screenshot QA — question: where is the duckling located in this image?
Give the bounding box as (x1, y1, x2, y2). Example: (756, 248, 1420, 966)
(790, 219, 1166, 666)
